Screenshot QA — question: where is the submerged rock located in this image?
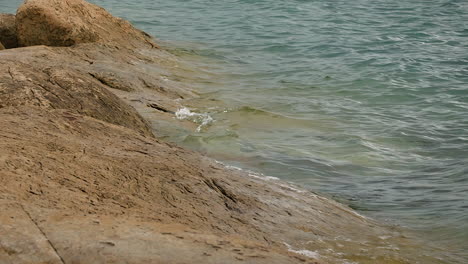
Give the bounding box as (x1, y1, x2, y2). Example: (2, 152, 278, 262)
(0, 14, 17, 49)
(16, 0, 157, 48)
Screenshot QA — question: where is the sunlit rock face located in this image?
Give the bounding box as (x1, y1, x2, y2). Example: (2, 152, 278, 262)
(15, 0, 156, 48)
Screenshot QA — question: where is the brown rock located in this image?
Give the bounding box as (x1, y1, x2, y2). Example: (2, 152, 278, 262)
(0, 203, 63, 264)
(0, 50, 153, 137)
(0, 41, 4, 50)
(0, 106, 450, 264)
(0, 14, 17, 49)
(16, 0, 157, 48)
(0, 107, 309, 264)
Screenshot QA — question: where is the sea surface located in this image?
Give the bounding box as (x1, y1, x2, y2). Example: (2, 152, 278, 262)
(3, 0, 468, 261)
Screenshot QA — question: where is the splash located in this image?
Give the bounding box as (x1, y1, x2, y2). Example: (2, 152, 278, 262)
(283, 242, 320, 259)
(175, 107, 213, 132)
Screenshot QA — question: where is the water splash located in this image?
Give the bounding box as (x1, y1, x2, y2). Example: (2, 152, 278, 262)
(283, 242, 320, 259)
(175, 107, 213, 132)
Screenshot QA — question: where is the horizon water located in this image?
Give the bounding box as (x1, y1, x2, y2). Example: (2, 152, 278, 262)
(3, 0, 467, 262)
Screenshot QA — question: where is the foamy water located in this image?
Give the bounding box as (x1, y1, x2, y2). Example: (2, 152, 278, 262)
(175, 107, 213, 132)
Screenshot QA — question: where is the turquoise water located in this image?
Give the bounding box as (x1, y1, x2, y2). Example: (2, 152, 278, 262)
(3, 0, 468, 260)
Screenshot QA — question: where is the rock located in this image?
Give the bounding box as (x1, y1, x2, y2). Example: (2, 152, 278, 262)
(0, 106, 448, 264)
(0, 14, 17, 49)
(0, 203, 64, 264)
(16, 0, 157, 48)
(89, 71, 135, 92)
(0, 48, 153, 137)
(0, 108, 316, 264)
(0, 41, 4, 50)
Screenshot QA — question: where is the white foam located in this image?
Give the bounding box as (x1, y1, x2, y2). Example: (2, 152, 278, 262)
(175, 107, 213, 132)
(214, 160, 308, 194)
(283, 242, 320, 259)
(215, 161, 280, 181)
(277, 183, 307, 193)
(248, 173, 279, 181)
(224, 164, 243, 171)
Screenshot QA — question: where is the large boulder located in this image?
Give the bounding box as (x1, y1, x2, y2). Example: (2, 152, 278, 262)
(16, 0, 157, 48)
(0, 14, 17, 48)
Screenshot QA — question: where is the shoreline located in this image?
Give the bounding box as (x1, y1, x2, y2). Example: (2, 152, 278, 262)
(0, 0, 461, 263)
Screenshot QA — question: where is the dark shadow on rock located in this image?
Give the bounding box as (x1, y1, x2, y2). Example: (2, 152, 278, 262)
(0, 14, 18, 49)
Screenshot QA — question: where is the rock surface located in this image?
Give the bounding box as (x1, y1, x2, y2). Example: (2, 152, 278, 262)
(0, 41, 4, 50)
(0, 47, 153, 137)
(16, 0, 157, 48)
(0, 0, 457, 264)
(0, 14, 17, 49)
(1, 107, 443, 264)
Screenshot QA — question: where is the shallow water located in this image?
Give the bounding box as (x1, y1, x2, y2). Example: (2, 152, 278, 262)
(3, 0, 468, 261)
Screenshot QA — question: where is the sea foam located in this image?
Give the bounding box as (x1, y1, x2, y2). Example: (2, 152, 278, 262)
(175, 107, 213, 132)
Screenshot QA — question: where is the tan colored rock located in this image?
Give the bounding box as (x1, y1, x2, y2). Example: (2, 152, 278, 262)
(16, 0, 157, 48)
(0, 108, 320, 264)
(0, 14, 17, 49)
(0, 49, 153, 137)
(0, 106, 452, 264)
(0, 203, 63, 264)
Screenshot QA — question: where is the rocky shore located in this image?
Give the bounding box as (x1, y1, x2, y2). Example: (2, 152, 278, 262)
(0, 0, 452, 263)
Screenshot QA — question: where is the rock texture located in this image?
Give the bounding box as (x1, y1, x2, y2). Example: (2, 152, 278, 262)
(0, 14, 17, 49)
(0, 0, 457, 264)
(0, 51, 153, 137)
(16, 0, 157, 48)
(1, 107, 446, 264)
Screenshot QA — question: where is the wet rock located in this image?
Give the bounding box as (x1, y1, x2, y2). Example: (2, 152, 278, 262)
(16, 0, 157, 48)
(0, 14, 17, 49)
(147, 102, 174, 114)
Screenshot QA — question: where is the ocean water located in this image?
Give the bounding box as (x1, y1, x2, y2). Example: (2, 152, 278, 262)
(3, 0, 467, 261)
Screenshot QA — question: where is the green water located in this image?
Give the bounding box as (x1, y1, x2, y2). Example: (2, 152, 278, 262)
(3, 0, 467, 261)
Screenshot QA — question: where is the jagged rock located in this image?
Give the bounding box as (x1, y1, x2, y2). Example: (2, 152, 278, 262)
(0, 14, 17, 49)
(16, 0, 157, 48)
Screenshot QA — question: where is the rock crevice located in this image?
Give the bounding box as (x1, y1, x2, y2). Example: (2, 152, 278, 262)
(21, 205, 67, 264)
